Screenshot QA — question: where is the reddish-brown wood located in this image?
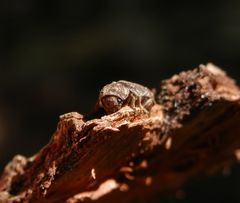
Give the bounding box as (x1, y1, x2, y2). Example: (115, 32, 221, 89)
(1, 63, 240, 203)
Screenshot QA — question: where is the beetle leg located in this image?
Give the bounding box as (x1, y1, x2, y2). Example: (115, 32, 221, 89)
(130, 94, 136, 109)
(125, 93, 135, 109)
(143, 98, 155, 112)
(137, 97, 144, 111)
(136, 97, 148, 113)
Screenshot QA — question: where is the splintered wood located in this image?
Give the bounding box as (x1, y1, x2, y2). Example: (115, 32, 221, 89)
(0, 63, 240, 203)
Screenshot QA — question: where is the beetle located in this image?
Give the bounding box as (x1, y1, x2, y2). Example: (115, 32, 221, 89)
(96, 80, 155, 114)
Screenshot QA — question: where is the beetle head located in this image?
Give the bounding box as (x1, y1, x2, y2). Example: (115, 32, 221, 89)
(99, 81, 129, 114)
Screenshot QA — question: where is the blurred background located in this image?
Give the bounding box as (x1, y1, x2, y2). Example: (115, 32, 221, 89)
(1, 0, 240, 202)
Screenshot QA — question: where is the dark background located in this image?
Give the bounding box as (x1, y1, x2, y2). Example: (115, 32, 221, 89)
(1, 0, 240, 202)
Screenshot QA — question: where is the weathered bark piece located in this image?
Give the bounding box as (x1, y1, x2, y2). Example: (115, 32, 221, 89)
(0, 63, 240, 203)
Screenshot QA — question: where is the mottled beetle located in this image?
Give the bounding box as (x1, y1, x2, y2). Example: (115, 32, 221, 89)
(96, 80, 155, 114)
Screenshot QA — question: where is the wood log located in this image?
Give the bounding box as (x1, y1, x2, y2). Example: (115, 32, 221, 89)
(1, 63, 240, 203)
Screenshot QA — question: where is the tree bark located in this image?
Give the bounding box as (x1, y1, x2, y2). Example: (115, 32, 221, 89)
(1, 63, 240, 203)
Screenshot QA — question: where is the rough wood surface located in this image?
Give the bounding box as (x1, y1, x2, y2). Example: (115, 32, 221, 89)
(1, 63, 240, 203)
